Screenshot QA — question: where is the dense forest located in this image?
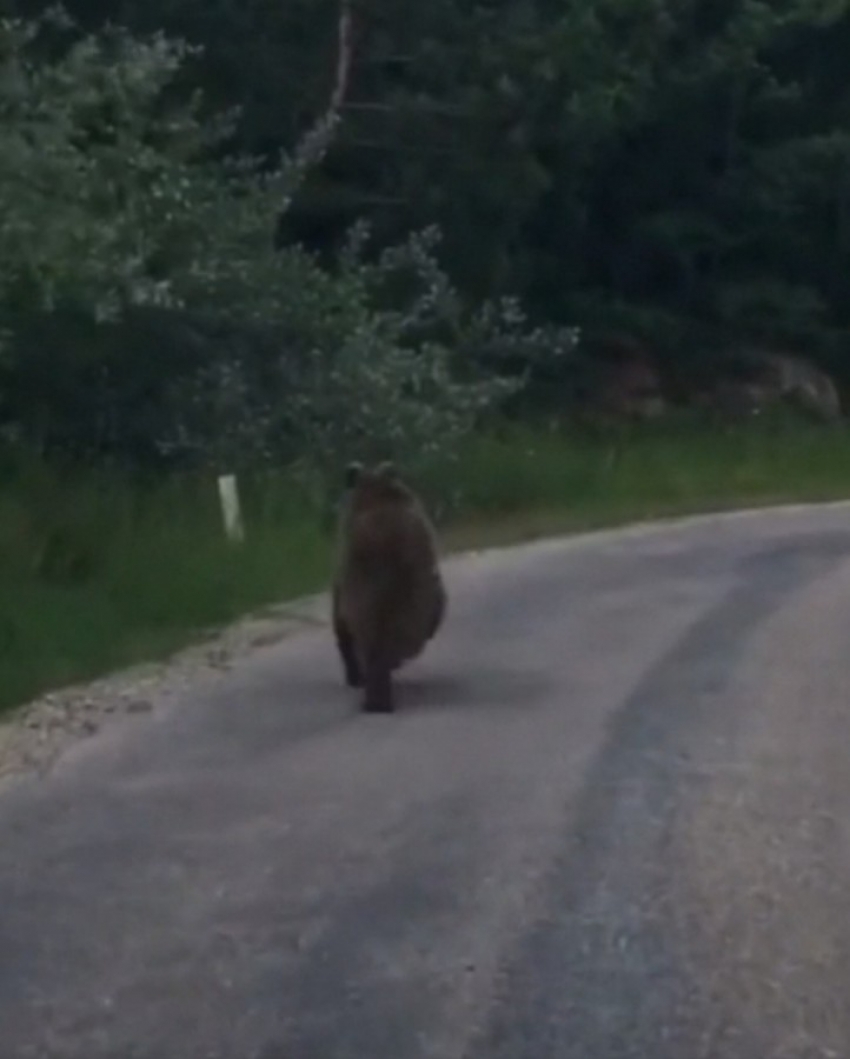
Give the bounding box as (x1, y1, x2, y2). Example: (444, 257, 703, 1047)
(2, 0, 850, 487)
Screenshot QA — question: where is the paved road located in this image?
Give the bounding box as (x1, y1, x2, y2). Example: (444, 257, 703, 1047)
(2, 505, 850, 1059)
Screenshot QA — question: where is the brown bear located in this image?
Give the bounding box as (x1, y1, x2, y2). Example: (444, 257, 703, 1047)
(331, 460, 446, 713)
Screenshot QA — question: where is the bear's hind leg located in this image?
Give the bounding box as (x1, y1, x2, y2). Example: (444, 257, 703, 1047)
(362, 651, 394, 713)
(333, 613, 363, 688)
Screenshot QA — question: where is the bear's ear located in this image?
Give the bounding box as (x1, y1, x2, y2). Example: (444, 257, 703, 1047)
(375, 460, 398, 480)
(344, 461, 363, 488)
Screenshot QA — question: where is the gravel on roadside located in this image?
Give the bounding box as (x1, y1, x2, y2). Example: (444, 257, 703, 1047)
(0, 592, 329, 785)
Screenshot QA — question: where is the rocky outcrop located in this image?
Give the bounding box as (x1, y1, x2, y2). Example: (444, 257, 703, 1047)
(759, 352, 841, 422)
(693, 350, 842, 423)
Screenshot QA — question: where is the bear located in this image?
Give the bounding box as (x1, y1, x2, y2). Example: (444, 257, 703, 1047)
(331, 460, 446, 713)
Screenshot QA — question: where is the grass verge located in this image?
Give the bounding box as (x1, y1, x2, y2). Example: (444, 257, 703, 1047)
(1, 418, 849, 716)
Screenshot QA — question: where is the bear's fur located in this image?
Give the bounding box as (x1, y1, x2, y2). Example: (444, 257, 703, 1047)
(331, 461, 446, 713)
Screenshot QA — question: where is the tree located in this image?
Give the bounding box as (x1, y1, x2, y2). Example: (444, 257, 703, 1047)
(0, 7, 567, 485)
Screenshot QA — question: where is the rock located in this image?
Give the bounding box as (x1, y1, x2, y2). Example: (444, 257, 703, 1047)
(703, 349, 843, 423)
(762, 352, 842, 422)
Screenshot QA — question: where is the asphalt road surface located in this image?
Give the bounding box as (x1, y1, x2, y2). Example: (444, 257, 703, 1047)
(2, 504, 850, 1059)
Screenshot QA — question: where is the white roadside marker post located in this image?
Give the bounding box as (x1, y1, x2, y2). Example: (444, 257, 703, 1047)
(217, 473, 245, 543)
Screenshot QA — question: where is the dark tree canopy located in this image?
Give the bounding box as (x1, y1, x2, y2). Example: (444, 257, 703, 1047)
(3, 0, 850, 472)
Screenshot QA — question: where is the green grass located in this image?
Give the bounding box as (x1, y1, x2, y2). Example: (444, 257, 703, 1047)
(2, 416, 850, 715)
(434, 417, 850, 545)
(0, 460, 331, 711)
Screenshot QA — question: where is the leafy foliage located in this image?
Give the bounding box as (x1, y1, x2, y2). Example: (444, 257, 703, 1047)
(4, 0, 850, 484)
(0, 7, 568, 491)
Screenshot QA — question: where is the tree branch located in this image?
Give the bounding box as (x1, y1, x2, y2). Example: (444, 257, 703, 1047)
(282, 0, 354, 208)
